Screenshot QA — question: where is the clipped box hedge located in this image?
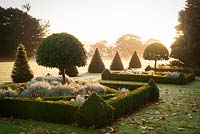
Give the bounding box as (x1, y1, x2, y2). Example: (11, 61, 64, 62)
(107, 80, 159, 118)
(145, 65, 200, 76)
(102, 69, 195, 85)
(0, 79, 159, 128)
(0, 98, 78, 123)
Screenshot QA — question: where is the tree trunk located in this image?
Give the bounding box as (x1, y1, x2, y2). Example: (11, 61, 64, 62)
(61, 68, 66, 84)
(154, 59, 157, 71)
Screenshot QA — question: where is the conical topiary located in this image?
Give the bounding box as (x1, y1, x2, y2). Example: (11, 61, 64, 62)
(74, 92, 114, 128)
(110, 51, 124, 70)
(88, 48, 105, 73)
(11, 44, 34, 83)
(129, 51, 142, 68)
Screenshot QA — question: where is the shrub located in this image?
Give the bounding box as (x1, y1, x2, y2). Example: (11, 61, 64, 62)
(101, 70, 195, 85)
(145, 65, 151, 71)
(36, 33, 87, 84)
(143, 43, 169, 71)
(75, 92, 114, 128)
(101, 69, 111, 80)
(107, 83, 159, 118)
(0, 98, 78, 123)
(59, 67, 79, 77)
(148, 79, 159, 101)
(88, 48, 105, 73)
(11, 44, 33, 83)
(0, 88, 18, 98)
(129, 51, 141, 68)
(110, 51, 124, 70)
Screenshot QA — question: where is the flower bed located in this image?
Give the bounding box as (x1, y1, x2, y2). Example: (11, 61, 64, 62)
(0, 77, 159, 128)
(102, 69, 195, 85)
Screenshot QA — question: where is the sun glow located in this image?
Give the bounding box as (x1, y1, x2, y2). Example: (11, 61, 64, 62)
(0, 0, 185, 48)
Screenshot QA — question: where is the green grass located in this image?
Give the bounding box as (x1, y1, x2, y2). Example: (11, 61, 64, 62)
(0, 78, 200, 134)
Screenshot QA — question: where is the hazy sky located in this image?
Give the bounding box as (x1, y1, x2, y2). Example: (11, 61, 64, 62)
(0, 0, 185, 47)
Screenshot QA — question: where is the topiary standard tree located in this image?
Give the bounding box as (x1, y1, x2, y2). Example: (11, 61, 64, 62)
(11, 44, 33, 83)
(110, 51, 124, 70)
(143, 43, 169, 71)
(88, 48, 105, 73)
(129, 51, 142, 68)
(36, 33, 87, 84)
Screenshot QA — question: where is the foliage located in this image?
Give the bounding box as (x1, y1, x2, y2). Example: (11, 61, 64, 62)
(110, 52, 124, 70)
(115, 34, 145, 58)
(88, 48, 105, 73)
(101, 70, 195, 85)
(88, 40, 115, 58)
(145, 65, 152, 71)
(171, 0, 200, 66)
(11, 44, 33, 83)
(22, 76, 109, 98)
(0, 87, 18, 98)
(36, 33, 87, 84)
(101, 69, 111, 80)
(59, 66, 79, 77)
(107, 84, 159, 118)
(75, 92, 114, 128)
(0, 6, 48, 59)
(128, 51, 142, 68)
(0, 98, 78, 123)
(70, 95, 86, 105)
(99, 80, 141, 90)
(143, 43, 169, 70)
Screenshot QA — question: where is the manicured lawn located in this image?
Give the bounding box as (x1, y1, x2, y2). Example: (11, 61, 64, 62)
(0, 78, 200, 134)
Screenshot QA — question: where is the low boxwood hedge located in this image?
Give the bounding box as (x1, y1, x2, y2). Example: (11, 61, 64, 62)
(145, 65, 200, 76)
(102, 70, 195, 85)
(0, 80, 160, 128)
(99, 80, 142, 91)
(0, 98, 78, 123)
(107, 80, 159, 118)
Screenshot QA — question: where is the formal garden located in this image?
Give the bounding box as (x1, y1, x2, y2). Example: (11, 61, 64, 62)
(0, 0, 200, 133)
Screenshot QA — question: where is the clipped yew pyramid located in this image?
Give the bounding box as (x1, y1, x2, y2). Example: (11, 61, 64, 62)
(88, 48, 105, 73)
(11, 44, 33, 83)
(110, 51, 124, 70)
(74, 92, 114, 128)
(129, 51, 142, 68)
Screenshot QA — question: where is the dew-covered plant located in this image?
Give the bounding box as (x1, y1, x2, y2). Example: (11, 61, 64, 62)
(165, 72, 181, 78)
(0, 87, 18, 98)
(22, 76, 108, 98)
(70, 95, 86, 104)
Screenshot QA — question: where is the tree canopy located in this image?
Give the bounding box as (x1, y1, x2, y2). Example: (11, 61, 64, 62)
(36, 33, 87, 83)
(170, 0, 200, 67)
(115, 34, 145, 58)
(143, 43, 169, 70)
(0, 6, 49, 60)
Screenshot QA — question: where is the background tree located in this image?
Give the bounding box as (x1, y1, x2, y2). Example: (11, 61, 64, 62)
(115, 34, 145, 58)
(129, 51, 142, 68)
(88, 40, 115, 59)
(170, 0, 200, 66)
(0, 6, 49, 60)
(88, 48, 105, 73)
(110, 51, 124, 70)
(143, 43, 169, 71)
(144, 38, 161, 46)
(36, 33, 87, 84)
(11, 44, 33, 83)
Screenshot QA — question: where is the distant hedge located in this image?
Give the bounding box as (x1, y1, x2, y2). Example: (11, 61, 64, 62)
(145, 65, 200, 76)
(101, 70, 195, 85)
